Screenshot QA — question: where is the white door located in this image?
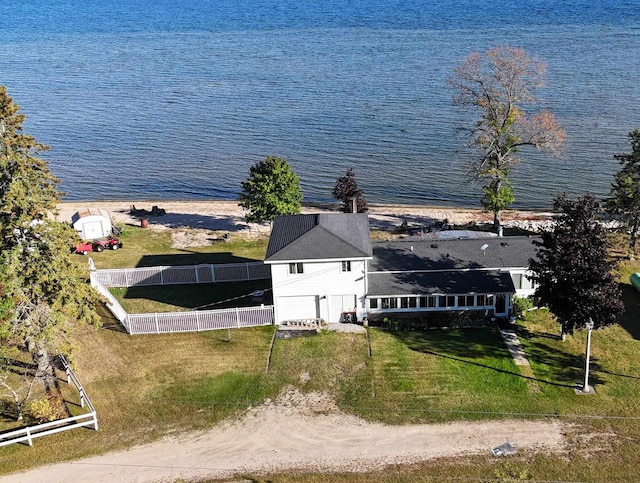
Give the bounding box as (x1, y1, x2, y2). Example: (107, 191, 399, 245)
(83, 221, 103, 240)
(276, 295, 319, 323)
(327, 294, 357, 322)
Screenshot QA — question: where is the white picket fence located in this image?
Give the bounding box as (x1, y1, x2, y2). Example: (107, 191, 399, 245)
(90, 263, 274, 335)
(0, 355, 98, 448)
(126, 305, 274, 335)
(92, 262, 270, 288)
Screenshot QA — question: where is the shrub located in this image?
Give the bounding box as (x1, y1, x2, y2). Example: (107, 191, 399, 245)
(512, 295, 534, 319)
(27, 397, 65, 423)
(375, 311, 493, 330)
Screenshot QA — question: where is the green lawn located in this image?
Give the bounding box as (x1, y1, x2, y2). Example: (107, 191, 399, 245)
(111, 280, 273, 313)
(82, 225, 269, 269)
(4, 235, 640, 481)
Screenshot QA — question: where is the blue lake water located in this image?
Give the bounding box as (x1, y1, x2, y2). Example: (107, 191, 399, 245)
(1, 0, 639, 208)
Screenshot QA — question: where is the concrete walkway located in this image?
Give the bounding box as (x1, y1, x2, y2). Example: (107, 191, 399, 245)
(499, 329, 530, 366)
(326, 322, 367, 334)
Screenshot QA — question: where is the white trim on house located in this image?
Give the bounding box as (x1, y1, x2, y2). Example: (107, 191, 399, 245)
(265, 256, 373, 265)
(366, 292, 512, 317)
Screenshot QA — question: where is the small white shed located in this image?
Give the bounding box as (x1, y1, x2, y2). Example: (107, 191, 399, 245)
(71, 208, 112, 240)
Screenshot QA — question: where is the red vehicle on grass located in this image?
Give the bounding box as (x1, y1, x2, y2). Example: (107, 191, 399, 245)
(73, 237, 122, 255)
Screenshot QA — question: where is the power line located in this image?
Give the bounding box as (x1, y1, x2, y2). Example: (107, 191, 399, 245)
(83, 395, 640, 422)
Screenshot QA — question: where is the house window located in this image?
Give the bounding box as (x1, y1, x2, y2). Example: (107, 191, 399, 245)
(477, 294, 486, 306)
(438, 296, 446, 308)
(341, 261, 351, 272)
(381, 298, 390, 309)
(400, 297, 417, 309)
(459, 295, 474, 307)
(446, 295, 456, 307)
(420, 296, 436, 308)
(522, 274, 535, 290)
(511, 273, 523, 289)
(369, 298, 378, 309)
(288, 262, 304, 274)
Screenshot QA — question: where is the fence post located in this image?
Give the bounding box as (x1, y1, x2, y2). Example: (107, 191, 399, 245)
(160, 267, 164, 286)
(196, 311, 201, 332)
(155, 313, 160, 334)
(80, 388, 86, 408)
(93, 412, 99, 431)
(125, 268, 130, 288)
(236, 307, 241, 328)
(66, 365, 71, 384)
(195, 265, 199, 284)
(26, 428, 33, 446)
(211, 264, 216, 283)
(246, 263, 250, 280)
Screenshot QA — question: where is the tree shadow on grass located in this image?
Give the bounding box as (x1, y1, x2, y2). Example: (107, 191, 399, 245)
(618, 283, 640, 340)
(120, 280, 273, 310)
(95, 303, 128, 333)
(389, 328, 603, 389)
(517, 324, 561, 342)
(136, 251, 260, 267)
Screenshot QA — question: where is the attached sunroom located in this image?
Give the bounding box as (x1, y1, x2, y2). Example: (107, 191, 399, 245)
(366, 269, 516, 318)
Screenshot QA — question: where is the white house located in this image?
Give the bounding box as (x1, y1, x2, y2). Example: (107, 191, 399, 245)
(265, 213, 538, 324)
(264, 213, 373, 324)
(71, 208, 113, 240)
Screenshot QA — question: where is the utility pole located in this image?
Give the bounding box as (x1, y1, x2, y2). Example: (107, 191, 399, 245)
(582, 318, 595, 393)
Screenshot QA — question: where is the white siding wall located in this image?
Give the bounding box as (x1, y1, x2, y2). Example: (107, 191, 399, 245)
(510, 269, 537, 298)
(271, 259, 367, 324)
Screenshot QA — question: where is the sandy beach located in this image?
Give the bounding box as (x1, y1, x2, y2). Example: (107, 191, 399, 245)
(56, 199, 554, 238)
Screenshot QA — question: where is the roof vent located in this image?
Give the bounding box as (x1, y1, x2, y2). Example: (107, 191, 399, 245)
(431, 243, 438, 248)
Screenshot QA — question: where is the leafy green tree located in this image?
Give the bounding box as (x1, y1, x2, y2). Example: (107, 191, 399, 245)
(605, 129, 640, 256)
(0, 86, 100, 410)
(239, 156, 303, 224)
(529, 194, 623, 339)
(450, 45, 565, 229)
(332, 167, 368, 213)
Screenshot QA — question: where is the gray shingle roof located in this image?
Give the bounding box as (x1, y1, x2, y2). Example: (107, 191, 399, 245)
(367, 269, 516, 296)
(265, 213, 372, 262)
(368, 236, 539, 272)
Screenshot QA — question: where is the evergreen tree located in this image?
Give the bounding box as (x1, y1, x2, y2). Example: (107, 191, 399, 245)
(332, 168, 368, 213)
(529, 193, 623, 338)
(605, 129, 640, 255)
(238, 156, 303, 224)
(0, 86, 100, 411)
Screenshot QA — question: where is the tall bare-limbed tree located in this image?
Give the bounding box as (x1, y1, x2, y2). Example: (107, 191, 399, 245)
(450, 46, 565, 228)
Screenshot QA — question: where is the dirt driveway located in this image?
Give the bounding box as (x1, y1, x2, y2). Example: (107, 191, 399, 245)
(6, 389, 568, 482)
